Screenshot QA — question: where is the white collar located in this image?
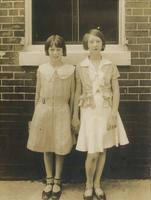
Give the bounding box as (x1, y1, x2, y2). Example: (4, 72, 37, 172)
(39, 63, 75, 80)
(80, 56, 112, 67)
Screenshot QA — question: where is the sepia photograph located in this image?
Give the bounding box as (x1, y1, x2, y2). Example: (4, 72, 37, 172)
(0, 0, 151, 199)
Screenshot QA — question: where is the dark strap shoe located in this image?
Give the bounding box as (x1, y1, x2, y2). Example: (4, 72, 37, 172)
(51, 178, 62, 200)
(42, 177, 53, 200)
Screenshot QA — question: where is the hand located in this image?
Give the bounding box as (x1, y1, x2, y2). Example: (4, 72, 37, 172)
(107, 113, 117, 130)
(71, 115, 80, 133)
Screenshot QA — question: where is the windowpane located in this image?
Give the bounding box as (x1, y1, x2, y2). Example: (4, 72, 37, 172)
(32, 0, 72, 44)
(79, 0, 119, 44)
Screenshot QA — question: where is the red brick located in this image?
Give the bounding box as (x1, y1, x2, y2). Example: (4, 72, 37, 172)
(0, 45, 13, 51)
(140, 52, 151, 58)
(126, 8, 132, 15)
(133, 9, 143, 15)
(0, 2, 12, 8)
(3, 38, 21, 44)
(140, 80, 151, 86)
(13, 17, 24, 23)
(2, 66, 22, 72)
(129, 73, 150, 79)
(120, 94, 138, 101)
(126, 31, 148, 37)
(25, 94, 35, 100)
(2, 80, 24, 86)
(144, 9, 151, 15)
(14, 2, 24, 8)
(25, 80, 36, 86)
(2, 24, 24, 30)
(146, 59, 151, 65)
(127, 38, 137, 44)
(14, 31, 24, 37)
(19, 9, 24, 16)
(14, 72, 35, 79)
(0, 31, 13, 37)
(0, 73, 13, 79)
(140, 66, 151, 72)
(139, 94, 151, 101)
(15, 87, 35, 93)
(0, 58, 16, 65)
(128, 44, 148, 51)
(0, 87, 13, 93)
(2, 93, 24, 100)
(0, 17, 12, 23)
(138, 23, 151, 29)
(126, 16, 148, 22)
(125, 23, 137, 30)
(131, 52, 139, 58)
(131, 59, 146, 65)
(9, 9, 18, 16)
(129, 87, 151, 93)
(0, 10, 8, 16)
(126, 2, 149, 8)
(119, 80, 138, 86)
(137, 38, 151, 44)
(120, 87, 128, 94)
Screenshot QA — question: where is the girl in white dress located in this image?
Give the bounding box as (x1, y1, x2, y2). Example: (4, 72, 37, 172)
(72, 29, 129, 200)
(27, 35, 75, 200)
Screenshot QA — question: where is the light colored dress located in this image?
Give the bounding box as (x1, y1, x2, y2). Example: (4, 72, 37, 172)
(27, 63, 75, 155)
(76, 57, 129, 153)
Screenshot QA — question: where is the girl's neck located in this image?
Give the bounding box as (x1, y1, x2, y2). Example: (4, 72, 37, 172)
(89, 53, 102, 61)
(49, 59, 63, 68)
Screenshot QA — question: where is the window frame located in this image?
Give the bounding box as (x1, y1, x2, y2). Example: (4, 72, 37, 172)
(20, 0, 130, 66)
(25, 0, 126, 50)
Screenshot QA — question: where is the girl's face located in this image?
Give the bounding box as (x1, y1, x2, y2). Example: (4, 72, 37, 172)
(87, 34, 103, 54)
(48, 45, 63, 63)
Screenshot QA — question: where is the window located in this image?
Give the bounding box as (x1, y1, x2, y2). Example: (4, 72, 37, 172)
(31, 0, 119, 44)
(21, 0, 131, 66)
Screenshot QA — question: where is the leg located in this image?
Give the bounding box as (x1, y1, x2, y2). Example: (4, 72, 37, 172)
(84, 153, 99, 198)
(52, 154, 64, 200)
(42, 152, 54, 199)
(94, 151, 107, 199)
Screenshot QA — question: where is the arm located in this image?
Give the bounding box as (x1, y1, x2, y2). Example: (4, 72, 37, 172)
(107, 65, 120, 130)
(111, 78, 120, 116)
(35, 68, 41, 107)
(69, 72, 75, 117)
(72, 67, 82, 129)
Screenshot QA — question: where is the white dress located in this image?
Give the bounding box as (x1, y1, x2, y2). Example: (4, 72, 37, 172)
(76, 57, 129, 153)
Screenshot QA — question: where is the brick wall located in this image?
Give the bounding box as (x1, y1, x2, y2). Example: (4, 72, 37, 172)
(0, 0, 151, 179)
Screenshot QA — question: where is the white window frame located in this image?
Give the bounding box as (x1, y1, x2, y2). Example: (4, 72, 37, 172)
(20, 0, 131, 66)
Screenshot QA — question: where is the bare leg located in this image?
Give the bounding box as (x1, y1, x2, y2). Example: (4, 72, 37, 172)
(84, 153, 99, 196)
(53, 154, 64, 193)
(94, 151, 106, 195)
(43, 152, 54, 192)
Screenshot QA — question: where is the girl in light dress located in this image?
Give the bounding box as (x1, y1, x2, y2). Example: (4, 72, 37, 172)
(27, 35, 75, 200)
(72, 29, 129, 200)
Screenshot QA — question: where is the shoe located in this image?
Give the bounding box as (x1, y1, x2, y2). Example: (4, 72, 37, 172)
(94, 188, 106, 200)
(51, 178, 62, 200)
(42, 177, 53, 200)
(83, 188, 93, 200)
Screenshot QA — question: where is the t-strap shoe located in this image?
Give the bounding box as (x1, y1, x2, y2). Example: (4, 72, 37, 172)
(94, 188, 106, 200)
(83, 188, 93, 200)
(51, 178, 62, 200)
(42, 177, 53, 200)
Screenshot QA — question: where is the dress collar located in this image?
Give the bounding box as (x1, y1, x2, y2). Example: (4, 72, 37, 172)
(80, 56, 112, 67)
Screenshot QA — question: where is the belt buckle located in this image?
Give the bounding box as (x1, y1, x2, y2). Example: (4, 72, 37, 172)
(42, 98, 45, 104)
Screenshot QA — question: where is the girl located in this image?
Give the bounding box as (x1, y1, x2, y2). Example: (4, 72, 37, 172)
(27, 35, 75, 200)
(72, 29, 129, 200)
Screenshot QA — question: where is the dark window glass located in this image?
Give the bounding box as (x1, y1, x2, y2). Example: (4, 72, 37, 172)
(32, 0, 118, 44)
(32, 0, 72, 44)
(79, 0, 119, 44)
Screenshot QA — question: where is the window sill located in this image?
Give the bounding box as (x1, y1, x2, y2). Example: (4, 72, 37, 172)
(19, 44, 131, 66)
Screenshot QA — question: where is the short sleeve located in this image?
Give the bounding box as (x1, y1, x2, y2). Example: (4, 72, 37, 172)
(112, 65, 120, 80)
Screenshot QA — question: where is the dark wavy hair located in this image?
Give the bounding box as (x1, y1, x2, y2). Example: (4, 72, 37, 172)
(45, 34, 66, 56)
(82, 29, 106, 51)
